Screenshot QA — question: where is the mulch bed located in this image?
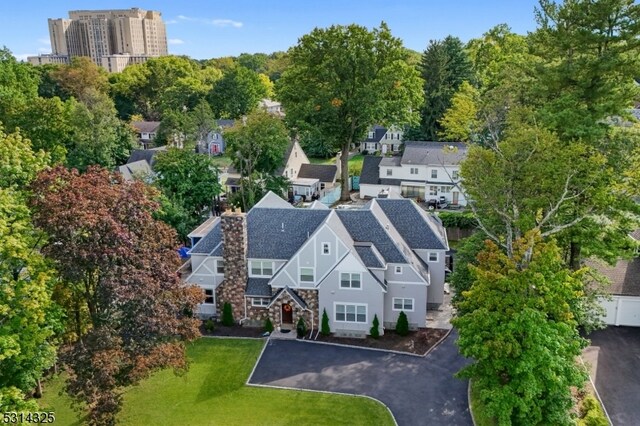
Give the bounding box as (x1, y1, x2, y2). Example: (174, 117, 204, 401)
(314, 328, 449, 356)
(200, 323, 266, 338)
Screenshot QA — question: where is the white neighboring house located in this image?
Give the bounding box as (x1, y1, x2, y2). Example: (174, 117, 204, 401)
(359, 141, 468, 206)
(259, 99, 284, 116)
(359, 125, 404, 154)
(131, 121, 161, 149)
(589, 229, 640, 327)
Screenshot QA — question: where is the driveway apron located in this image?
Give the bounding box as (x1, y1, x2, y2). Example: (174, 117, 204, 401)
(249, 330, 472, 426)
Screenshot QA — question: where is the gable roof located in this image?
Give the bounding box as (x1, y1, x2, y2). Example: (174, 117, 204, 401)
(131, 121, 161, 134)
(253, 191, 293, 209)
(353, 242, 384, 268)
(269, 286, 307, 308)
(188, 216, 219, 239)
(190, 221, 222, 254)
(374, 199, 447, 250)
(118, 159, 153, 181)
(335, 210, 406, 263)
(401, 141, 467, 166)
(248, 208, 330, 259)
(363, 125, 387, 143)
(360, 156, 383, 185)
(298, 164, 337, 183)
(126, 146, 166, 167)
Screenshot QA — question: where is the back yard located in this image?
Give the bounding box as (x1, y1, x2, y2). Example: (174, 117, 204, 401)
(39, 338, 393, 426)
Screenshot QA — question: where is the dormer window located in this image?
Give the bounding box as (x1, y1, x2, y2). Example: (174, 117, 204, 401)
(387, 169, 392, 176)
(250, 261, 273, 277)
(431, 170, 438, 179)
(452, 170, 459, 180)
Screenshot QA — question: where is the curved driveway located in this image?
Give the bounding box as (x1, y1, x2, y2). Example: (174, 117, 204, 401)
(249, 331, 471, 425)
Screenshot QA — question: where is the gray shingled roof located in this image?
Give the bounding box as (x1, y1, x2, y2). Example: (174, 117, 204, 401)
(354, 244, 384, 268)
(360, 156, 383, 185)
(247, 208, 330, 259)
(216, 119, 235, 128)
(586, 258, 640, 296)
(190, 222, 222, 254)
(364, 125, 387, 143)
(298, 164, 337, 183)
(336, 210, 405, 263)
(126, 147, 166, 167)
(401, 141, 467, 166)
(375, 199, 446, 250)
(245, 278, 272, 297)
(131, 121, 161, 134)
(380, 157, 401, 167)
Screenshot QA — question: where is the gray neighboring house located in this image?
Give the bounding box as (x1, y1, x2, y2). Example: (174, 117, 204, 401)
(359, 125, 404, 154)
(198, 119, 234, 155)
(181, 191, 448, 336)
(118, 146, 166, 181)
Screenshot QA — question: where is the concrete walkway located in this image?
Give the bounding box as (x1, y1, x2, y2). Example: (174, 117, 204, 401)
(250, 330, 471, 425)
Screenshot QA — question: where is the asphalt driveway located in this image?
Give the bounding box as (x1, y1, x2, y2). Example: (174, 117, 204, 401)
(249, 330, 471, 425)
(587, 327, 640, 426)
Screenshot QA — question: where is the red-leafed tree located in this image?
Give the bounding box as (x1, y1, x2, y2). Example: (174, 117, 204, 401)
(29, 166, 203, 426)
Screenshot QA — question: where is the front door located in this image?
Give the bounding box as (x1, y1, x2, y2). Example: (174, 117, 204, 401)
(281, 303, 293, 324)
(452, 191, 459, 205)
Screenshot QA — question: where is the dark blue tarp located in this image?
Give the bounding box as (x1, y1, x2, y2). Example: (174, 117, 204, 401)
(177, 247, 191, 259)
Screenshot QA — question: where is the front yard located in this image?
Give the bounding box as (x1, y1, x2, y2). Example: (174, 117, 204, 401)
(39, 338, 393, 426)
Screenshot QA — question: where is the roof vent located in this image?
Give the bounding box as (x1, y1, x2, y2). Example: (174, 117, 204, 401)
(281, 222, 284, 232)
(449, 145, 454, 150)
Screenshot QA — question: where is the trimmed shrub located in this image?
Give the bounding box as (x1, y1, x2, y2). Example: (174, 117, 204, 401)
(321, 308, 331, 336)
(370, 314, 380, 339)
(264, 317, 274, 333)
(221, 302, 234, 326)
(396, 311, 409, 336)
(296, 317, 307, 338)
(578, 395, 608, 426)
(204, 319, 215, 333)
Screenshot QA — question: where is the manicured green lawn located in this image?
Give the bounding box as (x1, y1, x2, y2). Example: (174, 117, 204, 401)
(348, 154, 365, 168)
(40, 338, 393, 426)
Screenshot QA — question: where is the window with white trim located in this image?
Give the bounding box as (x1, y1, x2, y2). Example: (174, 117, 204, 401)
(368, 131, 375, 139)
(203, 288, 214, 304)
(300, 267, 314, 283)
(431, 169, 438, 179)
(428, 252, 438, 262)
(216, 260, 224, 274)
(340, 272, 361, 289)
(452, 170, 459, 180)
(250, 261, 273, 277)
(251, 297, 270, 307)
(335, 303, 367, 323)
(395, 266, 402, 274)
(322, 242, 331, 255)
(386, 168, 393, 176)
(410, 167, 418, 175)
(393, 297, 414, 312)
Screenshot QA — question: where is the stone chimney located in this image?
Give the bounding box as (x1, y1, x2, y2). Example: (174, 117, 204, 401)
(217, 209, 248, 322)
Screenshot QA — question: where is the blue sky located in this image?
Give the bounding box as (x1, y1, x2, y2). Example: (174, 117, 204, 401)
(1, 1, 541, 61)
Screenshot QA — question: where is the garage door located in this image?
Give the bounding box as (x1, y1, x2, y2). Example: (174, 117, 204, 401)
(601, 296, 640, 327)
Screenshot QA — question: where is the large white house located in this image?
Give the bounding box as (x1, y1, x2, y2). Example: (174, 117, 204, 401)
(359, 141, 468, 206)
(180, 192, 449, 337)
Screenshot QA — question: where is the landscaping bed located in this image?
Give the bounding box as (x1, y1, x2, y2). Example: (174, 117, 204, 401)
(314, 328, 448, 355)
(200, 322, 266, 338)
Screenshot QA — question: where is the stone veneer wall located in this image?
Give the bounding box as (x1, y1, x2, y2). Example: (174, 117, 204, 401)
(267, 288, 319, 330)
(216, 211, 247, 324)
(245, 301, 270, 327)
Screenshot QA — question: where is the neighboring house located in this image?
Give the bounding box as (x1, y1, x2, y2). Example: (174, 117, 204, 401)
(131, 121, 161, 149)
(224, 139, 338, 200)
(359, 141, 468, 206)
(118, 146, 166, 181)
(259, 98, 285, 116)
(181, 192, 449, 337)
(359, 125, 404, 154)
(197, 119, 234, 155)
(589, 230, 640, 327)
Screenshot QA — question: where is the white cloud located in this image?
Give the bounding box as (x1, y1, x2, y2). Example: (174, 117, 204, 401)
(175, 15, 243, 28)
(165, 19, 178, 24)
(37, 37, 51, 45)
(168, 38, 185, 45)
(211, 19, 243, 28)
(15, 53, 36, 62)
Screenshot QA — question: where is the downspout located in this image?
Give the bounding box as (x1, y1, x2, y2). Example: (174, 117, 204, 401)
(239, 296, 249, 325)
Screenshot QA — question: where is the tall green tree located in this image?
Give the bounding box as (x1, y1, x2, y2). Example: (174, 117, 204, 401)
(0, 47, 39, 124)
(453, 233, 588, 425)
(278, 23, 423, 201)
(51, 56, 109, 101)
(224, 110, 290, 210)
(438, 81, 481, 142)
(208, 66, 268, 118)
(29, 166, 203, 426)
(153, 148, 222, 242)
(410, 36, 473, 141)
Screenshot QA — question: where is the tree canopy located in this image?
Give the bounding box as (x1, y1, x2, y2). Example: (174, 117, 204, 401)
(278, 22, 423, 200)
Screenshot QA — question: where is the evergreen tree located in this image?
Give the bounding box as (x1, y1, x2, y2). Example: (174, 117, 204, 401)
(370, 314, 380, 339)
(222, 302, 234, 326)
(395, 311, 409, 336)
(321, 308, 331, 336)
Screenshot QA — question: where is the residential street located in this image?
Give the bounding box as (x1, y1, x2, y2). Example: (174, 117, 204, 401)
(250, 331, 472, 426)
(586, 327, 640, 426)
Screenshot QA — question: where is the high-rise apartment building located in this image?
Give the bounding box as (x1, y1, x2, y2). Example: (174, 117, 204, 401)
(28, 8, 167, 72)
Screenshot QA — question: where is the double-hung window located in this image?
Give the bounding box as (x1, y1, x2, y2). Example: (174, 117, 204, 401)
(431, 169, 438, 179)
(393, 297, 414, 312)
(322, 242, 331, 255)
(335, 303, 367, 323)
(250, 261, 273, 277)
(410, 167, 418, 175)
(216, 260, 224, 274)
(203, 288, 214, 304)
(428, 252, 438, 262)
(300, 267, 314, 283)
(251, 298, 270, 307)
(340, 273, 361, 289)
